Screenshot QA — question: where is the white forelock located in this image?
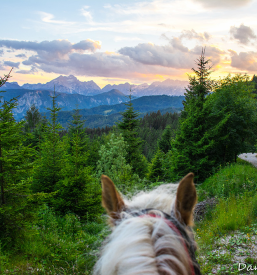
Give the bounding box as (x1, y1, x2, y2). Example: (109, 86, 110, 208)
(124, 183, 179, 215)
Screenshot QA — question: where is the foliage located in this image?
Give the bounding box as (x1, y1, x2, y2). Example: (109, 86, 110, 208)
(158, 125, 173, 153)
(147, 149, 165, 181)
(251, 74, 257, 97)
(24, 104, 42, 133)
(182, 49, 213, 118)
(87, 111, 180, 162)
(205, 74, 257, 164)
(197, 161, 257, 201)
(170, 53, 257, 182)
(31, 89, 66, 194)
(0, 71, 36, 247)
(117, 94, 148, 178)
(54, 109, 102, 220)
(97, 133, 140, 192)
(0, 206, 109, 274)
(170, 51, 215, 182)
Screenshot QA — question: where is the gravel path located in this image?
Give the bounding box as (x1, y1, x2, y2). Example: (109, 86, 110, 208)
(238, 153, 257, 168)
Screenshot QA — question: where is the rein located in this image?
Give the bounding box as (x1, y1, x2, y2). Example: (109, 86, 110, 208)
(129, 209, 202, 275)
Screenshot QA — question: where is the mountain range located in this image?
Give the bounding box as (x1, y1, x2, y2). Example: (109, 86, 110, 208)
(101, 79, 188, 97)
(1, 88, 128, 120)
(2, 75, 188, 97)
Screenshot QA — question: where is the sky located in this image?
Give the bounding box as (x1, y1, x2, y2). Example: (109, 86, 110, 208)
(1, 0, 257, 88)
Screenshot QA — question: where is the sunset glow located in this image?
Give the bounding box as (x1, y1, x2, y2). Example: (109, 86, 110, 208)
(1, 0, 257, 87)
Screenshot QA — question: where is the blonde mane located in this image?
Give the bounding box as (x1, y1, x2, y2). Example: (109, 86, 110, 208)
(94, 174, 199, 275)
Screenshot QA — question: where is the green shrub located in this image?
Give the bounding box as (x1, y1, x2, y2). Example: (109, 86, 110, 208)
(197, 162, 257, 201)
(97, 133, 140, 193)
(1, 206, 109, 274)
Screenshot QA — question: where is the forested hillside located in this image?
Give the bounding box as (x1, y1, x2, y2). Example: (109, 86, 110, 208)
(42, 95, 184, 129)
(1, 52, 257, 274)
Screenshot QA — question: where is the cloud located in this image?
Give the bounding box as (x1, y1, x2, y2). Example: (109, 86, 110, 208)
(0, 39, 101, 62)
(39, 12, 75, 25)
(4, 61, 20, 68)
(16, 66, 38, 75)
(230, 24, 256, 44)
(230, 50, 257, 71)
(21, 52, 149, 78)
(0, 39, 100, 54)
(15, 53, 27, 58)
(180, 29, 210, 41)
(0, 37, 223, 80)
(81, 6, 93, 24)
(118, 40, 193, 68)
(0, 49, 3, 56)
(193, 0, 252, 8)
(119, 39, 223, 69)
(170, 37, 188, 52)
(0, 62, 5, 70)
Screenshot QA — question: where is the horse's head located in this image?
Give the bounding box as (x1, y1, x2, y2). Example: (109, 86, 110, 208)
(94, 173, 201, 275)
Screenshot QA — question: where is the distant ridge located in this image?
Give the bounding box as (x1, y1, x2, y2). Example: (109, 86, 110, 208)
(101, 79, 188, 97)
(2, 75, 102, 96)
(1, 88, 128, 120)
(2, 75, 187, 97)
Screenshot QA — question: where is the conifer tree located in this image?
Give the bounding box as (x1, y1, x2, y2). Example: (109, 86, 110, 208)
(251, 75, 257, 98)
(24, 104, 42, 133)
(0, 70, 34, 204)
(147, 149, 165, 181)
(0, 71, 35, 244)
(158, 125, 173, 153)
(32, 89, 67, 193)
(170, 51, 215, 182)
(53, 107, 101, 220)
(117, 94, 147, 178)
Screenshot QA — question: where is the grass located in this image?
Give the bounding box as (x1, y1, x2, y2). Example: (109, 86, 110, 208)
(195, 159, 257, 274)
(0, 206, 110, 274)
(197, 160, 257, 201)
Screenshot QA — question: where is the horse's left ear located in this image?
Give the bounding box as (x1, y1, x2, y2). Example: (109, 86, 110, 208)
(101, 175, 125, 222)
(174, 173, 197, 226)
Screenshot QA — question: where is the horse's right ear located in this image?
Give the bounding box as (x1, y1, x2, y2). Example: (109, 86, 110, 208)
(101, 175, 125, 222)
(174, 173, 197, 226)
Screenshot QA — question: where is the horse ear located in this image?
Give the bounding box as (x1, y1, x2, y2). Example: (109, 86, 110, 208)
(175, 173, 197, 226)
(101, 175, 125, 221)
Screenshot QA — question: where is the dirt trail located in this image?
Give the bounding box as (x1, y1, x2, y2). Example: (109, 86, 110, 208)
(238, 153, 257, 168)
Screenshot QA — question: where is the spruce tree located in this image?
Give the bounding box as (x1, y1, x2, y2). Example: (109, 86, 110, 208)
(0, 70, 34, 204)
(53, 107, 101, 220)
(32, 89, 67, 193)
(171, 50, 215, 182)
(117, 94, 147, 178)
(147, 149, 165, 181)
(158, 125, 173, 153)
(24, 104, 42, 133)
(251, 75, 257, 98)
(0, 71, 35, 245)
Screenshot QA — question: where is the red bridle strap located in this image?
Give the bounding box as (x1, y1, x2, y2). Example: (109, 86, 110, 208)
(139, 214, 195, 275)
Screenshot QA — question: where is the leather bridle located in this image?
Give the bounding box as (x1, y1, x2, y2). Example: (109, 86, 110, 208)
(122, 208, 202, 275)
